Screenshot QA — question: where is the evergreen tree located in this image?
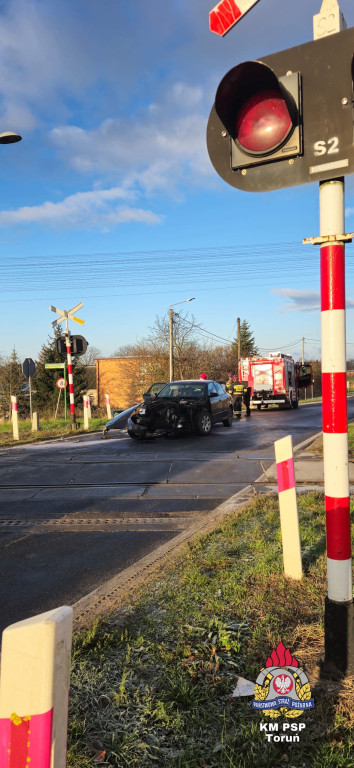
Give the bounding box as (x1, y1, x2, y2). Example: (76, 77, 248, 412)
(232, 319, 258, 359)
(0, 349, 28, 418)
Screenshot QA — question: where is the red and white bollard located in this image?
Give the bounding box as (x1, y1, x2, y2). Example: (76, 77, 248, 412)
(83, 395, 89, 429)
(274, 435, 303, 580)
(0, 605, 73, 768)
(65, 335, 76, 431)
(105, 394, 112, 420)
(11, 396, 19, 441)
(320, 178, 353, 674)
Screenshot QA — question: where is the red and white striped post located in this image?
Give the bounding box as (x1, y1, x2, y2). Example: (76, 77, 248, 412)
(65, 335, 77, 431)
(105, 394, 112, 420)
(10, 396, 19, 441)
(83, 395, 89, 430)
(275, 435, 303, 580)
(320, 178, 353, 675)
(0, 606, 73, 768)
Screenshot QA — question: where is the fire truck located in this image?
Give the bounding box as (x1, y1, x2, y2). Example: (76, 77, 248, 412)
(239, 353, 313, 410)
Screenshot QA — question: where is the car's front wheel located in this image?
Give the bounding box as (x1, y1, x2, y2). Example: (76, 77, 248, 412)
(223, 407, 233, 427)
(195, 409, 212, 436)
(127, 429, 142, 440)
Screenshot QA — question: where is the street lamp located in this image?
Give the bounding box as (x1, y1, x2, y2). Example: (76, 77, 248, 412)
(168, 298, 195, 382)
(0, 132, 22, 144)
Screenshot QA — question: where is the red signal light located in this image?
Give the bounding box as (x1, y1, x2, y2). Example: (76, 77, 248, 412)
(235, 88, 293, 155)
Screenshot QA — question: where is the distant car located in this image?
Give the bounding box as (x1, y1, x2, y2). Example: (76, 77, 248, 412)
(127, 379, 233, 440)
(102, 382, 166, 437)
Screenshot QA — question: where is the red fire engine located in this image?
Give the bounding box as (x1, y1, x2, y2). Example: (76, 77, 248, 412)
(239, 353, 313, 410)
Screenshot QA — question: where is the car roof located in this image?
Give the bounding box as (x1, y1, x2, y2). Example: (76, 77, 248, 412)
(169, 379, 211, 384)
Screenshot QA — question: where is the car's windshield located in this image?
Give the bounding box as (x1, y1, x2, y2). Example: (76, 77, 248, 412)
(157, 382, 206, 399)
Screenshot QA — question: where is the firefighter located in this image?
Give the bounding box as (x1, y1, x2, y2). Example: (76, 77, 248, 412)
(232, 375, 244, 419)
(225, 373, 234, 396)
(243, 382, 251, 416)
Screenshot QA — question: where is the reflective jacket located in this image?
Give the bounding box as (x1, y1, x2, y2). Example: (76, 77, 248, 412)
(233, 381, 244, 396)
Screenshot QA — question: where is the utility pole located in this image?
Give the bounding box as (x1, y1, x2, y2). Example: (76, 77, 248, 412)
(237, 317, 241, 364)
(302, 338, 306, 400)
(169, 308, 174, 382)
(168, 298, 195, 382)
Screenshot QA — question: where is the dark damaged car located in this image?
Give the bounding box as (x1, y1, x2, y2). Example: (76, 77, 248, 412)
(127, 379, 233, 439)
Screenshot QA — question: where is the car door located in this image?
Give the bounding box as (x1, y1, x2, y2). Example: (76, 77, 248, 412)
(208, 381, 223, 422)
(215, 381, 231, 417)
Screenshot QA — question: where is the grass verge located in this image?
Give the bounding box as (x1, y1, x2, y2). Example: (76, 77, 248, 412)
(68, 492, 354, 768)
(309, 424, 354, 457)
(0, 417, 107, 446)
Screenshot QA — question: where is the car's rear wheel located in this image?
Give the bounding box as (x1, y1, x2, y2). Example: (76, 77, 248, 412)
(223, 407, 233, 427)
(195, 409, 212, 436)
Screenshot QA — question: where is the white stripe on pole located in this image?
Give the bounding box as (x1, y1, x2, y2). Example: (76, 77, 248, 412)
(323, 433, 349, 498)
(321, 310, 346, 371)
(0, 606, 73, 768)
(327, 558, 353, 602)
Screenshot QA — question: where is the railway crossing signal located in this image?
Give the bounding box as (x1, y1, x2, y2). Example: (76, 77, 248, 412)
(56, 335, 88, 359)
(207, 26, 354, 192)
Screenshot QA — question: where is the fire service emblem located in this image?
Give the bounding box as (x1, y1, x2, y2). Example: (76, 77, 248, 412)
(252, 641, 314, 719)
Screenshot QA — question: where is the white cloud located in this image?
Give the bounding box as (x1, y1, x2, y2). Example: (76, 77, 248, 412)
(0, 186, 162, 229)
(50, 82, 211, 194)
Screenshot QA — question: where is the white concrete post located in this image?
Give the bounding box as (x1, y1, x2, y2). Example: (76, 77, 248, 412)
(274, 435, 303, 580)
(105, 394, 112, 420)
(87, 396, 92, 419)
(32, 411, 39, 431)
(83, 395, 89, 429)
(0, 605, 73, 768)
(11, 396, 19, 441)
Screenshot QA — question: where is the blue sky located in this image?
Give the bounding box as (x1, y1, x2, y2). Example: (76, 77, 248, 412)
(1, 0, 354, 365)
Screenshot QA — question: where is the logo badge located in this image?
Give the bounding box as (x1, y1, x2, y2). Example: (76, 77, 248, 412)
(252, 641, 314, 719)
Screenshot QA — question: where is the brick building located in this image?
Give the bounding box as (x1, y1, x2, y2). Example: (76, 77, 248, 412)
(95, 357, 164, 410)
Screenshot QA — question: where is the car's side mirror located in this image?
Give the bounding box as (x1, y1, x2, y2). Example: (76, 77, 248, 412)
(143, 392, 156, 399)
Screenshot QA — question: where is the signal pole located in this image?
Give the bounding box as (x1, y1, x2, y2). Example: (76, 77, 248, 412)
(50, 302, 85, 432)
(314, 1, 353, 676)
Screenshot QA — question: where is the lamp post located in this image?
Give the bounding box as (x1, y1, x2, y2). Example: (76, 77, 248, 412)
(168, 298, 195, 382)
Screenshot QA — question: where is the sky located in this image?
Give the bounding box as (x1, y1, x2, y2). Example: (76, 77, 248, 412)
(1, 0, 354, 365)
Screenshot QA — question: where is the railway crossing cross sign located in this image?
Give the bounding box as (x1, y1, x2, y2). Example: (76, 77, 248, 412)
(49, 302, 85, 331)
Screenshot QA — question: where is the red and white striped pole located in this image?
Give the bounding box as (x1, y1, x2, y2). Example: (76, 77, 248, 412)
(65, 334, 77, 431)
(105, 394, 112, 420)
(83, 395, 89, 430)
(320, 178, 353, 675)
(275, 435, 302, 581)
(11, 396, 19, 441)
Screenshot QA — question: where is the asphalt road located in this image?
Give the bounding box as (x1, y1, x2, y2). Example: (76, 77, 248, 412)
(0, 400, 353, 634)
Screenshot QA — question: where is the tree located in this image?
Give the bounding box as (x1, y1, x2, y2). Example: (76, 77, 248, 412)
(232, 319, 258, 359)
(0, 349, 28, 418)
